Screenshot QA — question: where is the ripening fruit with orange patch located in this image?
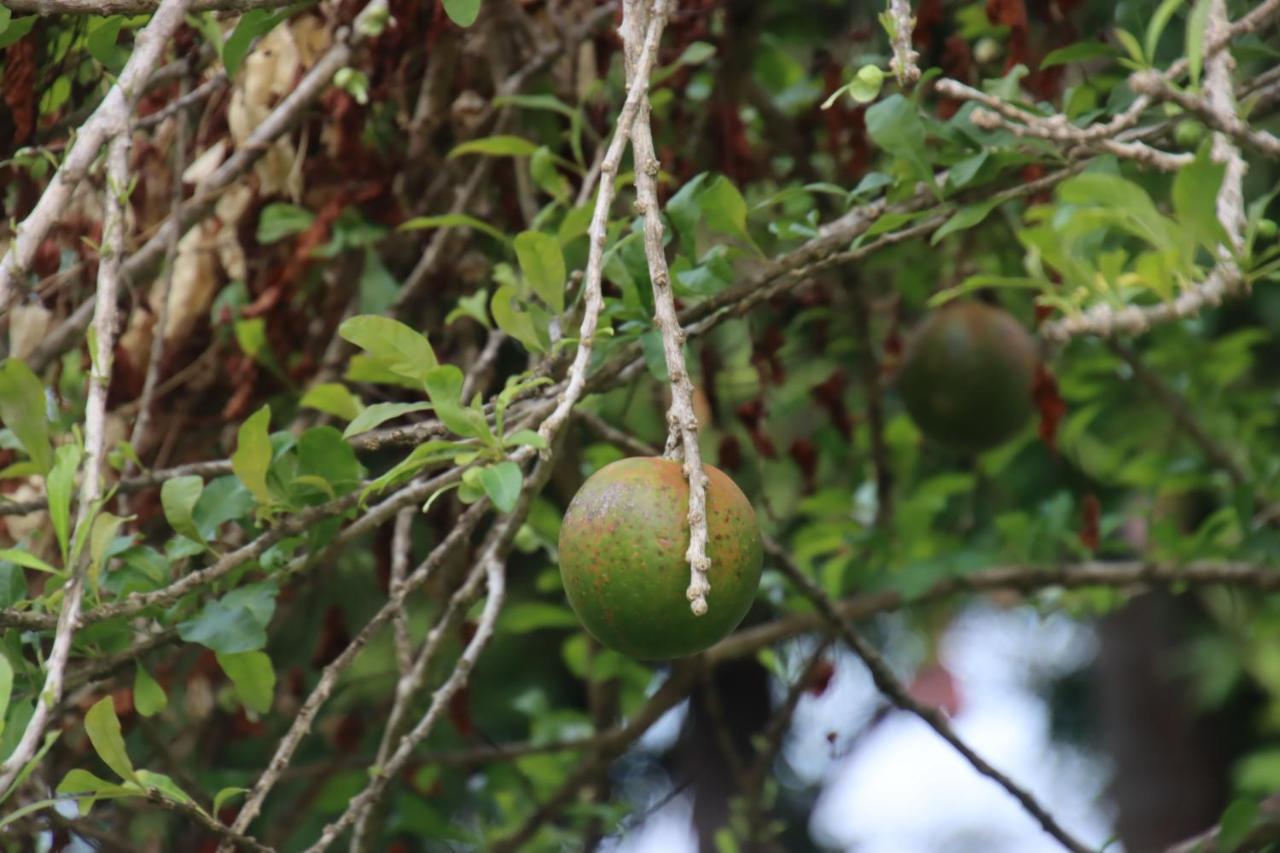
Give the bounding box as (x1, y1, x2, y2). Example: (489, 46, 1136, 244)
(558, 457, 762, 659)
(897, 302, 1039, 453)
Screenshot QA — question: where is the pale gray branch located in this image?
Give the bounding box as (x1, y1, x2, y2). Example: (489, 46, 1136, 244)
(0, 0, 192, 315)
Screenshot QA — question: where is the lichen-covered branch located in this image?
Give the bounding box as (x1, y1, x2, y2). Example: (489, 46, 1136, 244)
(886, 0, 921, 86)
(623, 0, 710, 615)
(936, 79, 1191, 171)
(0, 133, 132, 795)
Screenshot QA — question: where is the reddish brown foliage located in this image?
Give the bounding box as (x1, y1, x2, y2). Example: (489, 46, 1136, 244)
(1032, 362, 1067, 453)
(3, 35, 36, 146)
(1080, 493, 1101, 551)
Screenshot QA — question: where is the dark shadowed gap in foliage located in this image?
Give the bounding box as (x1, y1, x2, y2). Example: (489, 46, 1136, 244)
(1095, 593, 1264, 851)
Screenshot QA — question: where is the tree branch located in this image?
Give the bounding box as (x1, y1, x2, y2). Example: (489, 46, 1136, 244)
(625, 0, 710, 615)
(886, 0, 921, 86)
(0, 131, 134, 795)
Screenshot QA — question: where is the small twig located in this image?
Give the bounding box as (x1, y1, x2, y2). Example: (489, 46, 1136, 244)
(141, 790, 276, 853)
(886, 0, 920, 86)
(389, 508, 415, 677)
(1131, 70, 1280, 159)
(764, 539, 1093, 853)
(0, 132, 133, 795)
(854, 291, 893, 529)
(136, 74, 227, 131)
(127, 73, 192, 475)
(936, 79, 1191, 171)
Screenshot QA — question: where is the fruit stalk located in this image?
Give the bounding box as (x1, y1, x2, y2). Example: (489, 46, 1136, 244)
(624, 0, 712, 616)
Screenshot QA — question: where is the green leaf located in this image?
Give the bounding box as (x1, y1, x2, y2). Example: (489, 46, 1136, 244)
(1113, 28, 1146, 66)
(514, 232, 567, 313)
(0, 653, 11, 740)
(296, 427, 364, 496)
(361, 440, 467, 501)
(88, 512, 126, 594)
(479, 462, 522, 513)
(490, 285, 545, 353)
(492, 93, 577, 118)
(85, 697, 137, 784)
(500, 602, 580, 634)
(177, 583, 278, 654)
(134, 769, 193, 806)
(1218, 798, 1259, 853)
(338, 315, 438, 382)
(530, 146, 571, 200)
(699, 176, 756, 249)
(55, 768, 139, 816)
(1173, 145, 1229, 251)
(442, 0, 481, 27)
(927, 275, 1043, 307)
(1144, 0, 1185, 63)
(86, 17, 128, 73)
(214, 787, 249, 815)
(256, 203, 315, 243)
(1039, 41, 1120, 69)
(931, 199, 1001, 245)
(0, 359, 52, 474)
(1187, 0, 1211, 87)
(300, 383, 363, 422)
(345, 355, 423, 389)
(47, 444, 81, 566)
(191, 477, 255, 542)
(398, 213, 507, 244)
(424, 366, 493, 442)
(865, 95, 936, 192)
(446, 289, 492, 329)
(448, 135, 537, 159)
(133, 665, 167, 718)
(161, 476, 207, 547)
(232, 405, 273, 509)
(216, 651, 276, 715)
(0, 729, 56, 809)
(0, 548, 58, 574)
(222, 6, 296, 77)
(948, 152, 988, 190)
(342, 402, 433, 439)
(503, 429, 548, 450)
(0, 16, 36, 51)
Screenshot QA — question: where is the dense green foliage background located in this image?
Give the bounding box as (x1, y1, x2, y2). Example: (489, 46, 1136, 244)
(0, 0, 1278, 850)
